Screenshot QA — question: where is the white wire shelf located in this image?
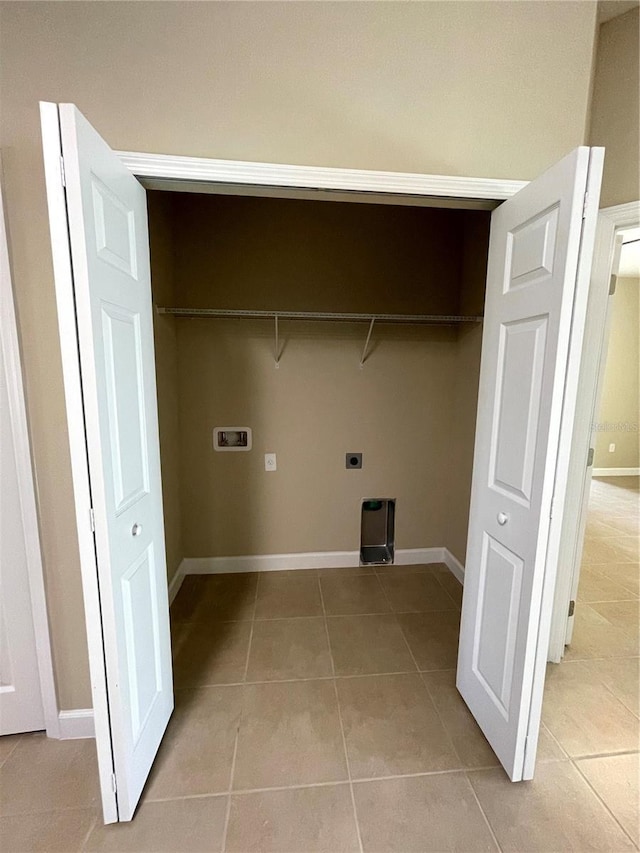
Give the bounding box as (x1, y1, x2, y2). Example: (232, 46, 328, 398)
(155, 307, 483, 368)
(155, 307, 483, 324)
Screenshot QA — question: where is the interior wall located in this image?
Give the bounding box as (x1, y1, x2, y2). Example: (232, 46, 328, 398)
(161, 193, 488, 558)
(177, 321, 458, 557)
(170, 194, 466, 315)
(593, 276, 640, 469)
(588, 7, 640, 207)
(148, 194, 184, 582)
(0, 0, 598, 708)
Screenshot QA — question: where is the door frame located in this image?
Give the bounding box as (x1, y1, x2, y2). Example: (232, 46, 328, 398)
(0, 160, 59, 737)
(548, 199, 640, 662)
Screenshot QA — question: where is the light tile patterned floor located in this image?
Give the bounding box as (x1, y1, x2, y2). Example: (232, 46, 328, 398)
(0, 478, 637, 851)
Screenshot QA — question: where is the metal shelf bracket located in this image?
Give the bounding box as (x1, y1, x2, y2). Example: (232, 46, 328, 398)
(360, 318, 376, 368)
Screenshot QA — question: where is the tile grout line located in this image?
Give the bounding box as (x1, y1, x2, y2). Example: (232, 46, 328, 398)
(141, 767, 489, 803)
(464, 771, 504, 853)
(220, 577, 260, 853)
(376, 572, 503, 851)
(571, 755, 639, 849)
(241, 578, 260, 682)
(427, 565, 463, 610)
(317, 575, 364, 853)
(377, 577, 467, 773)
(0, 734, 22, 770)
(569, 747, 640, 761)
(539, 721, 570, 760)
(78, 809, 100, 852)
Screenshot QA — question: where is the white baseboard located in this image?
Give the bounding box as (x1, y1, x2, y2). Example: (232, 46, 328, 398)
(593, 467, 640, 477)
(442, 549, 465, 584)
(168, 563, 185, 604)
(179, 547, 463, 579)
(58, 708, 94, 739)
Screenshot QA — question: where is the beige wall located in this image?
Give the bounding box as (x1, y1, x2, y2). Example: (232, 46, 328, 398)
(0, 1, 597, 709)
(177, 321, 459, 557)
(589, 7, 640, 207)
(158, 192, 487, 560)
(170, 194, 466, 315)
(594, 276, 640, 468)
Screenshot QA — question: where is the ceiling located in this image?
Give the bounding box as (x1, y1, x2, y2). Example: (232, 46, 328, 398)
(597, 0, 639, 23)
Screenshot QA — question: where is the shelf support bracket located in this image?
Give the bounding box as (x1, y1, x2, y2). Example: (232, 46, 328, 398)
(274, 314, 280, 368)
(360, 318, 376, 368)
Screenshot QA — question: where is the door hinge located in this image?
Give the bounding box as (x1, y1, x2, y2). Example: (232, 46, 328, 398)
(609, 274, 617, 296)
(549, 496, 555, 519)
(568, 599, 575, 617)
(89, 507, 95, 532)
(110, 773, 117, 793)
(587, 447, 595, 467)
(59, 155, 66, 187)
(582, 191, 589, 219)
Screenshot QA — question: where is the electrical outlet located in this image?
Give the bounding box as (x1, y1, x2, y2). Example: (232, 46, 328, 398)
(609, 443, 616, 453)
(265, 453, 277, 471)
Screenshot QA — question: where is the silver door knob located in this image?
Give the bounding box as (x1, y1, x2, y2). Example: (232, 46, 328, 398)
(497, 512, 509, 526)
(131, 523, 143, 537)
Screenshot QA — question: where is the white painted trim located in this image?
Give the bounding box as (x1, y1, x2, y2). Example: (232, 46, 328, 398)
(592, 467, 640, 477)
(40, 102, 117, 822)
(442, 550, 465, 584)
(168, 564, 185, 605)
(117, 150, 527, 202)
(0, 161, 60, 739)
(601, 200, 640, 226)
(58, 709, 95, 739)
(179, 547, 456, 577)
(549, 200, 640, 663)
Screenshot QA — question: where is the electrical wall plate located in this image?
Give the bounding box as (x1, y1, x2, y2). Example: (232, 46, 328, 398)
(346, 452, 363, 469)
(213, 427, 252, 451)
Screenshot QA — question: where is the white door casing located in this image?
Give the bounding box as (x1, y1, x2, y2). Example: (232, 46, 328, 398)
(0, 301, 45, 736)
(0, 167, 59, 738)
(457, 147, 603, 780)
(56, 104, 173, 821)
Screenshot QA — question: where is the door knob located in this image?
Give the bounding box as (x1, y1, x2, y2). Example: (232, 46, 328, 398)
(497, 512, 509, 526)
(131, 523, 143, 537)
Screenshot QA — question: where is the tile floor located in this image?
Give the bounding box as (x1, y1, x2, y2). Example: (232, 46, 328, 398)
(0, 479, 637, 851)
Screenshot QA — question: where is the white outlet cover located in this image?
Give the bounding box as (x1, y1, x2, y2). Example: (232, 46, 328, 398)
(265, 453, 277, 471)
(609, 443, 616, 453)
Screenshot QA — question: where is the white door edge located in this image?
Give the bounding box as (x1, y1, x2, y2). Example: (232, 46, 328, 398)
(522, 148, 605, 776)
(0, 160, 59, 737)
(548, 199, 640, 662)
(39, 101, 117, 823)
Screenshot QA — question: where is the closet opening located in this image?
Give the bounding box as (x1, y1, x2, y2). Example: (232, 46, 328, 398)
(143, 183, 494, 783)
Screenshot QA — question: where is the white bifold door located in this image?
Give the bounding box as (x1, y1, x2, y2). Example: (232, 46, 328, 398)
(457, 147, 603, 780)
(41, 101, 602, 823)
(41, 104, 173, 822)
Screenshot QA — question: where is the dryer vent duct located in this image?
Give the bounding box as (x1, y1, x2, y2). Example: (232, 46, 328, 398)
(360, 499, 395, 565)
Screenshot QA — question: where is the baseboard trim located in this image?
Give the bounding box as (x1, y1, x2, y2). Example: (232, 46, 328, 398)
(179, 547, 463, 579)
(593, 467, 640, 477)
(58, 708, 94, 739)
(442, 549, 465, 583)
(168, 563, 185, 604)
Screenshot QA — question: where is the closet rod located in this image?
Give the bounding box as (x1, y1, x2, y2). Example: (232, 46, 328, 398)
(155, 307, 483, 324)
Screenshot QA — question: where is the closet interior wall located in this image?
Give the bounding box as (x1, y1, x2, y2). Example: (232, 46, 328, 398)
(147, 191, 489, 583)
